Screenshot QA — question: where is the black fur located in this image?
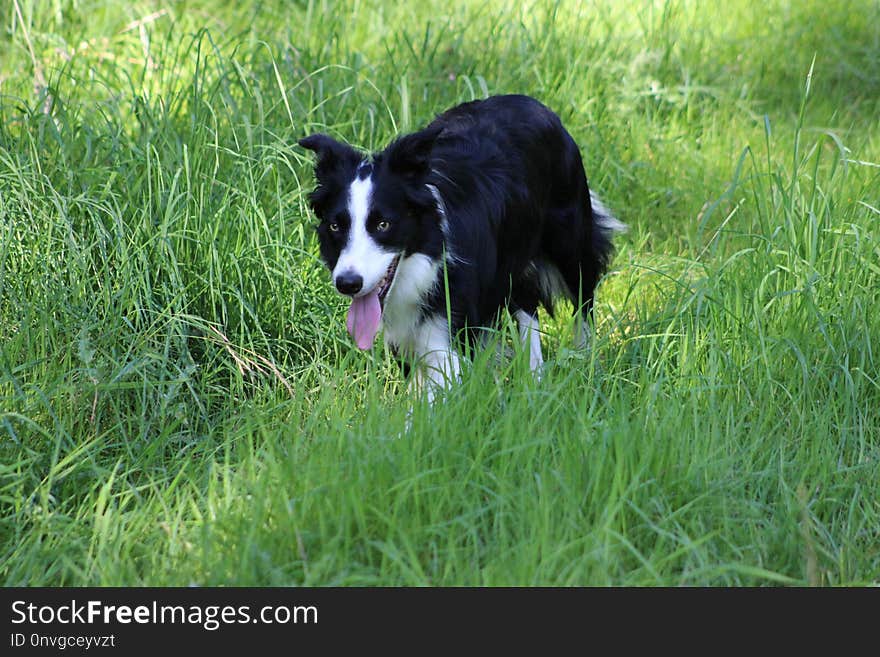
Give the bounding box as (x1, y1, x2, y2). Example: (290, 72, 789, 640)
(300, 94, 619, 357)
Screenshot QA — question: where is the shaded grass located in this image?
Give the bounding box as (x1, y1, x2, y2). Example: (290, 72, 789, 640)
(0, 0, 878, 585)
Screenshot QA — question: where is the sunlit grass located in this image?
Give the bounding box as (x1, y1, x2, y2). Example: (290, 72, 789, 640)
(0, 0, 878, 585)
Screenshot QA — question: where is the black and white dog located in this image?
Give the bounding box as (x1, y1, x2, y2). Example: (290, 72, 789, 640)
(300, 94, 623, 400)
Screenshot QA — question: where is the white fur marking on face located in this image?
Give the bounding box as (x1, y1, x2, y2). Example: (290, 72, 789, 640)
(349, 172, 373, 225)
(515, 309, 544, 374)
(332, 171, 397, 295)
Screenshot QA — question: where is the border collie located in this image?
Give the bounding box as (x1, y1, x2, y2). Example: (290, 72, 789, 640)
(300, 94, 624, 400)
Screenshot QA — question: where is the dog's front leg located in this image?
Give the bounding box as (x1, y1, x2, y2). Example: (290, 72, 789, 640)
(409, 317, 460, 404)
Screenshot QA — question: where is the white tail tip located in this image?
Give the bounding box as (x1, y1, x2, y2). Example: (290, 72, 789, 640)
(590, 191, 627, 234)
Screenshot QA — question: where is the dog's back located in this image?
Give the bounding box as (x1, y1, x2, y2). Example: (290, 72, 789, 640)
(423, 94, 620, 332)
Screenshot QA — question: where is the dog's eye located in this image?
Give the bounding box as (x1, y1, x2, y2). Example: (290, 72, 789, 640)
(328, 222, 340, 232)
(376, 220, 390, 232)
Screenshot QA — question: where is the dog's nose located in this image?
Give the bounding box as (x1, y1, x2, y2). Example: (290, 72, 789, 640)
(335, 271, 363, 295)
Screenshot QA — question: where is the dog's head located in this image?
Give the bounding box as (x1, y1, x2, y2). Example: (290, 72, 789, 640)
(299, 128, 444, 349)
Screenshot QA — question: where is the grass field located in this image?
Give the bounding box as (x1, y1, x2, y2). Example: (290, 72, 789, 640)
(1, 0, 878, 585)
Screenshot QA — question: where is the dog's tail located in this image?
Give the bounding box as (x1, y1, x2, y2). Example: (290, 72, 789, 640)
(589, 190, 626, 270)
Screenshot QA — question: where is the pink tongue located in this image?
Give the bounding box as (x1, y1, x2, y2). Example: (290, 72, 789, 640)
(346, 289, 382, 350)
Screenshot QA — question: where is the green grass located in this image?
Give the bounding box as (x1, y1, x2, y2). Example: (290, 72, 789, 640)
(1, 0, 878, 585)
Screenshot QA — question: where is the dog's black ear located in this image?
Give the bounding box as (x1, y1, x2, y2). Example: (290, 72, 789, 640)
(298, 133, 360, 177)
(386, 126, 443, 178)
